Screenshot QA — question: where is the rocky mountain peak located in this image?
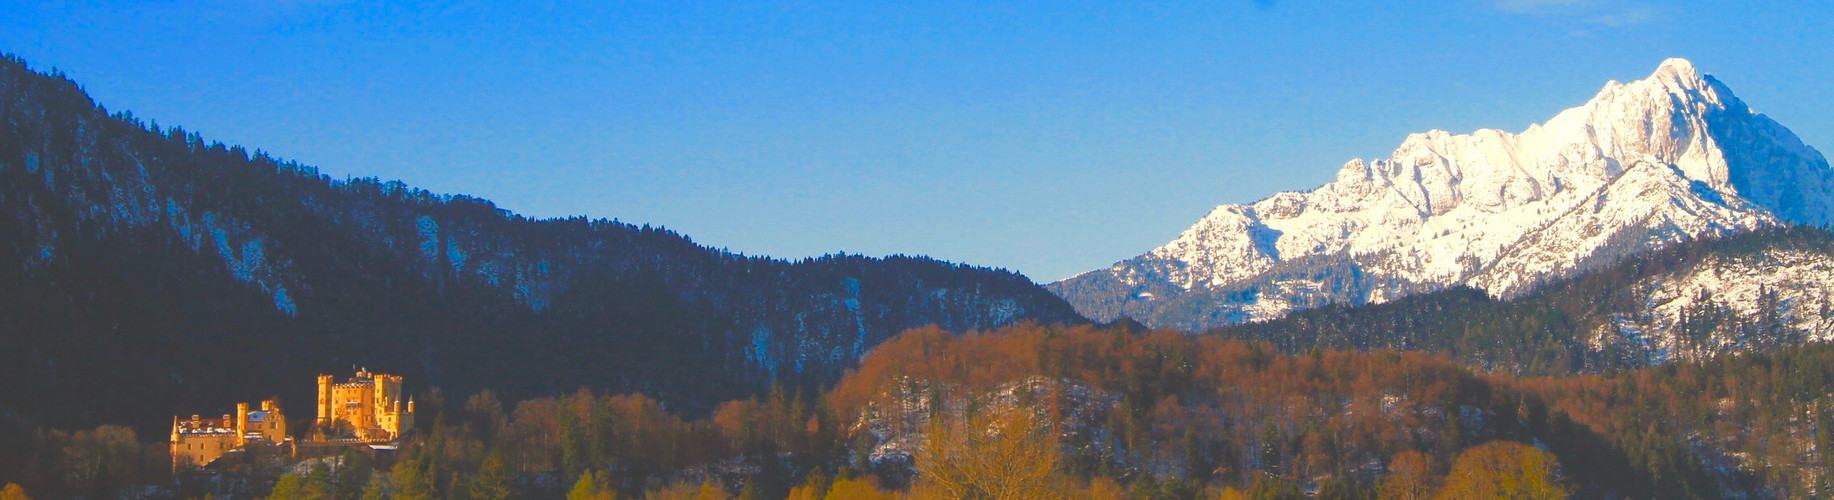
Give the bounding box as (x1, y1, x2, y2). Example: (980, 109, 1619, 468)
(1050, 59, 1834, 330)
(1651, 57, 1703, 89)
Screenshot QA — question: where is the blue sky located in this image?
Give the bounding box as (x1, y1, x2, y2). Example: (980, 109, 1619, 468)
(2, 1, 1828, 281)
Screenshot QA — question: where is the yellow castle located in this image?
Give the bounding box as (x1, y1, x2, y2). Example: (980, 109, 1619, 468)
(315, 368, 415, 442)
(170, 399, 289, 469)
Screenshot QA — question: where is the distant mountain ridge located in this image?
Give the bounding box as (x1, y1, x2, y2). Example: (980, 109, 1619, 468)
(0, 54, 1084, 434)
(1052, 59, 1834, 330)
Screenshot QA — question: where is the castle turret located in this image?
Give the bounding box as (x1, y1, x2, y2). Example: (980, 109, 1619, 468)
(316, 374, 333, 424)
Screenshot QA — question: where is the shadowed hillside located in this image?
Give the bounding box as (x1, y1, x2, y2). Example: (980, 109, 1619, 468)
(0, 54, 1086, 437)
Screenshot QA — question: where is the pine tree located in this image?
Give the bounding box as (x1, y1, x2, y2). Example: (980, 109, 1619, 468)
(303, 462, 334, 499)
(333, 449, 374, 499)
(567, 471, 614, 500)
(389, 452, 437, 500)
(561, 410, 590, 482)
(799, 467, 832, 500)
(360, 476, 389, 500)
(267, 474, 304, 500)
(469, 450, 513, 500)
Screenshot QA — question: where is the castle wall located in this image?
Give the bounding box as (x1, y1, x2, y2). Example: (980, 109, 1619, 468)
(170, 400, 290, 470)
(170, 431, 237, 469)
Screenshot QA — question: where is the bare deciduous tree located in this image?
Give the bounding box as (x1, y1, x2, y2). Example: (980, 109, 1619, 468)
(912, 405, 1062, 500)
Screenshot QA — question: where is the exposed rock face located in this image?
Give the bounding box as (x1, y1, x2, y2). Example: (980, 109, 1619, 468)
(1053, 59, 1834, 331)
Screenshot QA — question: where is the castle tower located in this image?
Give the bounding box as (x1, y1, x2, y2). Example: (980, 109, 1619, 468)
(316, 374, 333, 424)
(374, 374, 391, 414)
(235, 402, 250, 447)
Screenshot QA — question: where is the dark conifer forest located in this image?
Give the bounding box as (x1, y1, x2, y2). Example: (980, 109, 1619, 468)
(0, 53, 1082, 440)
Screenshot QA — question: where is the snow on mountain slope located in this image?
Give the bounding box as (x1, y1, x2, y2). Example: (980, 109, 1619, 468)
(1600, 247, 1834, 364)
(1051, 59, 1834, 330)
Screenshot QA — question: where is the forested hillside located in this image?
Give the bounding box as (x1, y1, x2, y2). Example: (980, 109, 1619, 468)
(18, 322, 1829, 498)
(0, 54, 1085, 439)
(1210, 226, 1834, 375)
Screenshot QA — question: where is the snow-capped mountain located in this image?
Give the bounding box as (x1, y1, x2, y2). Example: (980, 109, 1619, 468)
(1051, 59, 1834, 330)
